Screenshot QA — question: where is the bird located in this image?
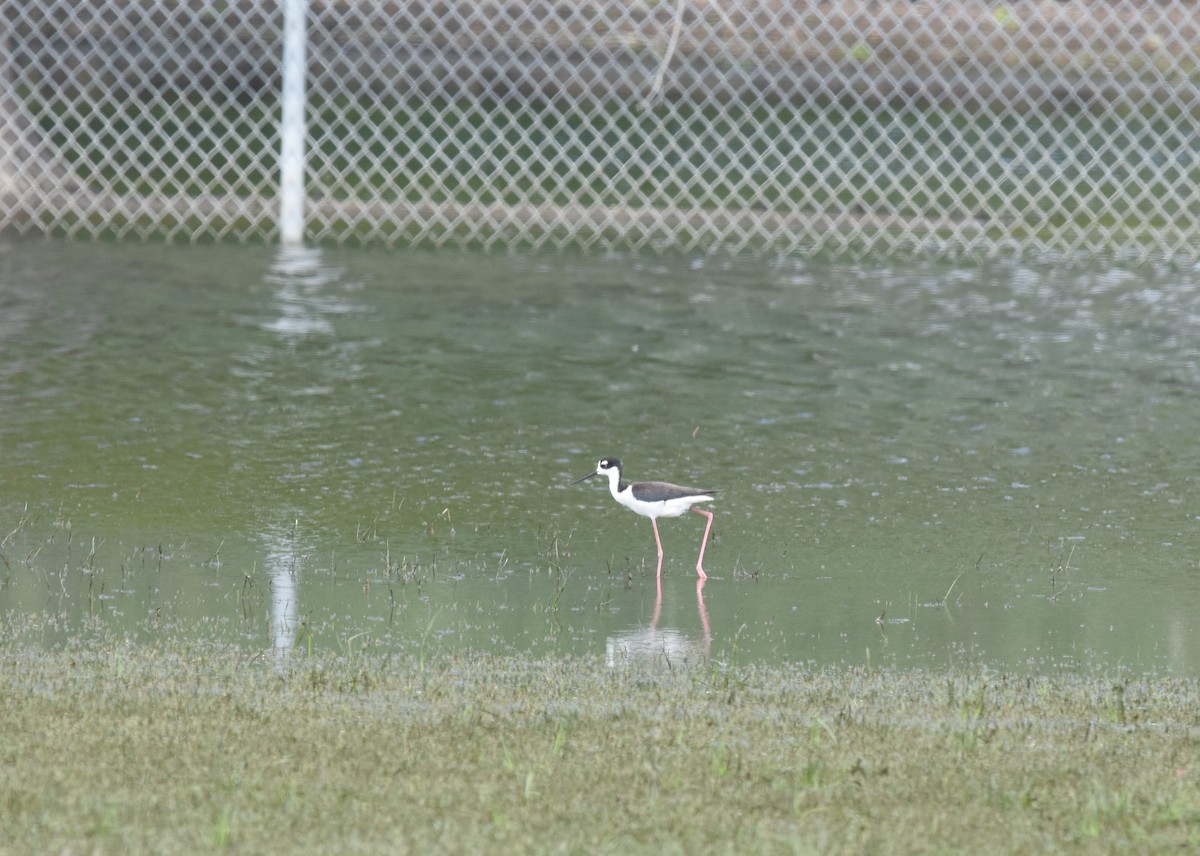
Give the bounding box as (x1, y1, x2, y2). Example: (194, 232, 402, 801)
(572, 457, 716, 579)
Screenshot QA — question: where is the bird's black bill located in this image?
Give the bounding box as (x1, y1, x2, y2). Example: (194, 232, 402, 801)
(571, 471, 598, 484)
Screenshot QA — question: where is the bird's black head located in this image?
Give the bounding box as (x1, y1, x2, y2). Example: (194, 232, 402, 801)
(571, 456, 622, 484)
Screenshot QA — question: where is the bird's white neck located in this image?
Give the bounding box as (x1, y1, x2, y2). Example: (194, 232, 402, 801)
(603, 467, 626, 500)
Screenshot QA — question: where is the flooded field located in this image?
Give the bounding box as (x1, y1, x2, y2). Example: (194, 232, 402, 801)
(3, 240, 1200, 674)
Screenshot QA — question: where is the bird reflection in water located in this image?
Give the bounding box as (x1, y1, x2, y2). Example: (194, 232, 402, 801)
(605, 574, 711, 669)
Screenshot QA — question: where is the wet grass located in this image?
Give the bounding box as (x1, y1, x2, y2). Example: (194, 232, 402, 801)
(1, 632, 1198, 854)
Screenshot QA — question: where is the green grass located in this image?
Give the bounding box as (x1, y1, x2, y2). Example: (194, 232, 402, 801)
(1, 635, 1197, 854)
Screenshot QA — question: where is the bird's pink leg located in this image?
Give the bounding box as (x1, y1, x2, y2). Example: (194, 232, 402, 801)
(651, 571, 663, 631)
(691, 507, 713, 580)
(696, 577, 711, 651)
(651, 518, 665, 577)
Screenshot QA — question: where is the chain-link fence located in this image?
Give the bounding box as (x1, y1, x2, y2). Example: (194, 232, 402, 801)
(2, 0, 1199, 259)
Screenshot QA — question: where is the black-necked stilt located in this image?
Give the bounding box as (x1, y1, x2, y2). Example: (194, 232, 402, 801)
(572, 457, 716, 579)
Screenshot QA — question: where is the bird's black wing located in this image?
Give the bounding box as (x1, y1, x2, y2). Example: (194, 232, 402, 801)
(631, 481, 716, 503)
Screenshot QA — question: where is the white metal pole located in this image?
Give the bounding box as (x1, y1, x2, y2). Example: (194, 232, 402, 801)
(279, 0, 307, 246)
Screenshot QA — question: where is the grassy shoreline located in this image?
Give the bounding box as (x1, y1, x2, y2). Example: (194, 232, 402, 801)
(2, 640, 1198, 854)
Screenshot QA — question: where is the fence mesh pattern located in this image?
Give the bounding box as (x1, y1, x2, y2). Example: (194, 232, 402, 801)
(2, 0, 1199, 259)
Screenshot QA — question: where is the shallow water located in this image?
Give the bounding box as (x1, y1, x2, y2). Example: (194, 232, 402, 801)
(2, 239, 1200, 674)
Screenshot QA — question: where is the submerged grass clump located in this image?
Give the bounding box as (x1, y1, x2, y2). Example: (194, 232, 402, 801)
(1, 633, 1198, 854)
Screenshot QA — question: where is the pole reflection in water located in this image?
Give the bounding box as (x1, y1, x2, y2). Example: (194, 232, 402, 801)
(263, 244, 358, 338)
(264, 528, 300, 669)
(257, 245, 353, 668)
(606, 575, 712, 668)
